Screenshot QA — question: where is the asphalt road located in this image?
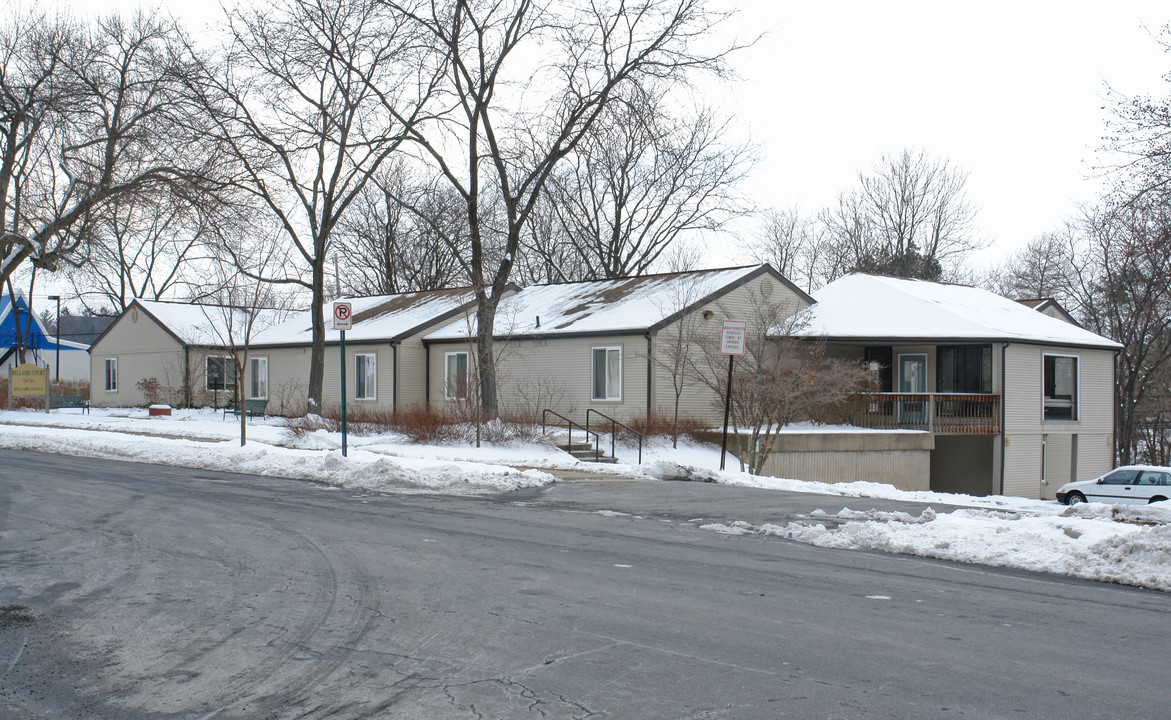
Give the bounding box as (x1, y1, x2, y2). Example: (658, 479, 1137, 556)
(2, 449, 1169, 719)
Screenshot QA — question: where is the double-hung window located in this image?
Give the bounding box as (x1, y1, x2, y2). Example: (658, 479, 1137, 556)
(355, 353, 376, 400)
(249, 357, 268, 400)
(1043, 354, 1078, 421)
(206, 356, 236, 392)
(104, 358, 118, 392)
(591, 347, 622, 401)
(445, 352, 468, 400)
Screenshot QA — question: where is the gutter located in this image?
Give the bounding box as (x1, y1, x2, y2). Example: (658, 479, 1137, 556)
(424, 341, 430, 405)
(999, 341, 1009, 496)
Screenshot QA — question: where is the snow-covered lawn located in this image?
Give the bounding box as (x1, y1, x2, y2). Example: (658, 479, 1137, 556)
(2, 408, 1169, 592)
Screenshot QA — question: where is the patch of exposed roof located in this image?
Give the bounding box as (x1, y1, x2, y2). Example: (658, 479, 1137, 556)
(251, 287, 476, 346)
(426, 266, 772, 340)
(794, 274, 1120, 348)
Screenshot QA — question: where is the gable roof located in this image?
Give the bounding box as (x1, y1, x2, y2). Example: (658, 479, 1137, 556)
(795, 274, 1121, 349)
(250, 287, 479, 347)
(0, 294, 88, 351)
(1016, 297, 1081, 327)
(425, 265, 806, 341)
(91, 299, 291, 349)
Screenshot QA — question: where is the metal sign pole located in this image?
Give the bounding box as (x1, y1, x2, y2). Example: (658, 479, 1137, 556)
(340, 329, 347, 457)
(720, 354, 734, 471)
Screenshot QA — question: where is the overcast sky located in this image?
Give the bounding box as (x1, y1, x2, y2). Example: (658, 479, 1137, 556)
(720, 1, 1171, 267)
(48, 0, 1171, 271)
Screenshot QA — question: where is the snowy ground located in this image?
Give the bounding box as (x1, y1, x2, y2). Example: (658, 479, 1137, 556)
(2, 407, 1169, 593)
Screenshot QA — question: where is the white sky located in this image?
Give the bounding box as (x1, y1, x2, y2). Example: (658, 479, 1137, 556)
(46, 0, 1171, 271)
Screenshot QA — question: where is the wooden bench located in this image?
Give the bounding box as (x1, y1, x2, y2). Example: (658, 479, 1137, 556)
(49, 395, 90, 414)
(224, 399, 268, 420)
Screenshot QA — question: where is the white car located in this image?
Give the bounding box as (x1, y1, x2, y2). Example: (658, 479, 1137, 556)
(1056, 465, 1171, 505)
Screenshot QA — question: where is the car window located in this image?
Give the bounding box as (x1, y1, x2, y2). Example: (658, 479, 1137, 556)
(1102, 469, 1140, 485)
(1155, 473, 1171, 487)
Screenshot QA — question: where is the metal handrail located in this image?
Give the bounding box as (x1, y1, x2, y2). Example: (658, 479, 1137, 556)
(542, 409, 602, 461)
(585, 409, 644, 465)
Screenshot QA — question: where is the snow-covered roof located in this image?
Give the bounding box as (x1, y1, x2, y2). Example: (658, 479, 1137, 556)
(795, 274, 1121, 349)
(250, 287, 477, 346)
(426, 265, 787, 341)
(136, 299, 289, 346)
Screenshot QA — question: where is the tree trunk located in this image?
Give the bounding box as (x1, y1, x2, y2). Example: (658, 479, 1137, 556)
(475, 295, 499, 418)
(308, 258, 326, 414)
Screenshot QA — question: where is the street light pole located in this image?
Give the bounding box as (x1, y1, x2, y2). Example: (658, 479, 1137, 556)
(46, 295, 60, 383)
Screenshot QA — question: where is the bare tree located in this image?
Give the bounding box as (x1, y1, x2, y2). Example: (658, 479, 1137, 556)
(819, 148, 983, 282)
(1103, 26, 1171, 203)
(1066, 198, 1171, 465)
(182, 0, 441, 412)
(743, 206, 828, 293)
(200, 232, 292, 445)
(0, 11, 218, 294)
(692, 297, 873, 474)
(335, 164, 469, 295)
(984, 228, 1075, 302)
(64, 193, 217, 313)
(395, 0, 744, 417)
(524, 88, 753, 282)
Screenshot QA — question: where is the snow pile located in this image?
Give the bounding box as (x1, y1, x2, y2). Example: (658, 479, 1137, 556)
(0, 409, 556, 494)
(706, 503, 1171, 592)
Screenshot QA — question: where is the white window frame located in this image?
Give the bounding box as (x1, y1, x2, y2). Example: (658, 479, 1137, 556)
(1042, 353, 1079, 422)
(249, 356, 268, 400)
(206, 356, 236, 392)
(355, 353, 376, 400)
(104, 357, 118, 392)
(445, 351, 469, 400)
(591, 346, 623, 401)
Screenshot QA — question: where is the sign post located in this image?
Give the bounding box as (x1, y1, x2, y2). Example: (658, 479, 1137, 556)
(332, 302, 353, 457)
(718, 321, 746, 471)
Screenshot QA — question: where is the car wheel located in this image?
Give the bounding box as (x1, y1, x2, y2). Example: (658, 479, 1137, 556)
(1149, 496, 1167, 504)
(1067, 491, 1086, 505)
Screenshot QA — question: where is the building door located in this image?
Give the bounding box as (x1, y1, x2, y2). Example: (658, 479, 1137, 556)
(898, 354, 928, 425)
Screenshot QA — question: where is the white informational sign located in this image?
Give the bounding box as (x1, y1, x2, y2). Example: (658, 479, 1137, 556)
(720, 320, 746, 355)
(332, 301, 353, 331)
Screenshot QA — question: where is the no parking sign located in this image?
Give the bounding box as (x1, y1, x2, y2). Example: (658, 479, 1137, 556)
(332, 301, 352, 331)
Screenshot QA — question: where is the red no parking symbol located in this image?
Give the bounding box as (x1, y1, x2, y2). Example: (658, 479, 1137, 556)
(332, 301, 352, 331)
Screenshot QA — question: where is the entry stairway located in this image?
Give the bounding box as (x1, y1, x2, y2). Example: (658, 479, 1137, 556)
(542, 409, 643, 465)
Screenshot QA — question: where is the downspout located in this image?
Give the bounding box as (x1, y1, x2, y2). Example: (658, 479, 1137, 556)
(391, 341, 399, 414)
(645, 332, 653, 420)
(424, 341, 431, 405)
(1113, 348, 1120, 468)
(999, 342, 1009, 496)
(184, 346, 191, 408)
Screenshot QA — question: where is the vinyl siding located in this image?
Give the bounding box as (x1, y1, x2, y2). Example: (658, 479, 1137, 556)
(1002, 343, 1114, 499)
(650, 273, 812, 425)
(427, 334, 650, 422)
(88, 310, 186, 407)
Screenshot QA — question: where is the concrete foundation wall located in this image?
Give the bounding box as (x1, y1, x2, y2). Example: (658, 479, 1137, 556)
(755, 432, 934, 492)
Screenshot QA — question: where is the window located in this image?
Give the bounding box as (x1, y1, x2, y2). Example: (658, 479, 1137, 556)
(937, 345, 992, 393)
(104, 358, 117, 392)
(206, 356, 236, 392)
(1101, 469, 1139, 485)
(355, 353, 376, 400)
(1043, 354, 1078, 420)
(249, 357, 268, 399)
(591, 347, 622, 401)
(445, 351, 468, 400)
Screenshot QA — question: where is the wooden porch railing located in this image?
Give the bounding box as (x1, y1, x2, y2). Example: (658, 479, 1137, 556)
(852, 393, 1000, 435)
